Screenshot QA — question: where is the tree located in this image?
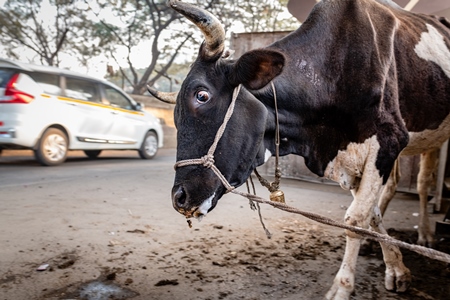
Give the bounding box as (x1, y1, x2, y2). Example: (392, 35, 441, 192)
(0, 0, 98, 67)
(93, 0, 198, 94)
(219, 0, 299, 33)
(95, 0, 299, 94)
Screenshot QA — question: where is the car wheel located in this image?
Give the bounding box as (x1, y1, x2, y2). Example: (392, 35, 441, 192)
(139, 131, 158, 159)
(34, 128, 68, 166)
(84, 150, 102, 159)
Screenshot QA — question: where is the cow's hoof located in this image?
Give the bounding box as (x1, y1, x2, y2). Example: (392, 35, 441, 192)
(385, 267, 411, 292)
(325, 288, 352, 300)
(417, 233, 435, 248)
(325, 279, 353, 300)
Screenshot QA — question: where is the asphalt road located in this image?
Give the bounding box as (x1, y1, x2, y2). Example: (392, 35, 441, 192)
(0, 148, 177, 187)
(0, 148, 195, 252)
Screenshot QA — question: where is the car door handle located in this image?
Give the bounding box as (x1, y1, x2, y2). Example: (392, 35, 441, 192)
(111, 110, 119, 114)
(66, 102, 76, 106)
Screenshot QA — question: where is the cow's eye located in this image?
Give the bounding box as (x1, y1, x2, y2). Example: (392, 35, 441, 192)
(196, 90, 210, 103)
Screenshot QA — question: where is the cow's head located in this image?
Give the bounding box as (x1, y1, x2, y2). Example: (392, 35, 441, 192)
(151, 0, 285, 219)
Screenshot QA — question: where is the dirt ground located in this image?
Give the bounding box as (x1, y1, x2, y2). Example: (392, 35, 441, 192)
(1, 149, 450, 300)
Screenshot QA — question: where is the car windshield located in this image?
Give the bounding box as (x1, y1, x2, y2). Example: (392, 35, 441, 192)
(104, 85, 134, 110)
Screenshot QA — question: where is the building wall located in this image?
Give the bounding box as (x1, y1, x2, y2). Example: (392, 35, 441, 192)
(230, 31, 292, 57)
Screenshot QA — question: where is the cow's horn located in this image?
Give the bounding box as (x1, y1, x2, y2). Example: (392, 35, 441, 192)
(147, 86, 177, 104)
(168, 0, 225, 60)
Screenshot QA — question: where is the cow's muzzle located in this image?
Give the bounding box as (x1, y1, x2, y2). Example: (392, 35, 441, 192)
(172, 185, 216, 219)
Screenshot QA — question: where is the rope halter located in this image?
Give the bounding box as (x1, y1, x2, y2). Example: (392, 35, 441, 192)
(173, 84, 242, 192)
(174, 83, 284, 200)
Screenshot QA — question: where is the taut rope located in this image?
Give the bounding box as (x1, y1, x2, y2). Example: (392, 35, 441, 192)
(231, 188, 450, 264)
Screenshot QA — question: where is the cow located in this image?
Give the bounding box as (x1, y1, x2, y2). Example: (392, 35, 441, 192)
(374, 16, 450, 249)
(149, 0, 450, 299)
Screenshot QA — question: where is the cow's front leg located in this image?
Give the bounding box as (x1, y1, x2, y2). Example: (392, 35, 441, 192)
(370, 205, 411, 292)
(377, 159, 400, 215)
(325, 235, 360, 299)
(361, 160, 400, 254)
(325, 175, 383, 300)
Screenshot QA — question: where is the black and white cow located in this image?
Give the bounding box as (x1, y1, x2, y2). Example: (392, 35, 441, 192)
(375, 16, 450, 249)
(149, 0, 450, 299)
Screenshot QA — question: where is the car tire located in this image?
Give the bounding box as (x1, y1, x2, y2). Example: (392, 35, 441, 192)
(84, 150, 102, 159)
(34, 128, 68, 166)
(139, 131, 158, 159)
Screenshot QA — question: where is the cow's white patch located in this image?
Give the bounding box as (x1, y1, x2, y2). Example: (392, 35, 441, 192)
(197, 193, 215, 219)
(403, 113, 450, 155)
(415, 24, 450, 78)
(324, 135, 380, 190)
(264, 149, 272, 162)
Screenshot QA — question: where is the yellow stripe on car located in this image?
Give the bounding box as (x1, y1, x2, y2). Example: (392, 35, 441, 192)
(52, 95, 144, 116)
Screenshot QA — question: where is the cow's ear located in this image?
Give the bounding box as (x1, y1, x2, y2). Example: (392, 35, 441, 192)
(229, 49, 285, 90)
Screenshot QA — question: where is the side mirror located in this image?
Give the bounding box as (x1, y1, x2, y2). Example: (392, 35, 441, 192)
(135, 102, 144, 111)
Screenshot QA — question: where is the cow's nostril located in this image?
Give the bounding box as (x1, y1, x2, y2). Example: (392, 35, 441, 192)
(173, 186, 187, 207)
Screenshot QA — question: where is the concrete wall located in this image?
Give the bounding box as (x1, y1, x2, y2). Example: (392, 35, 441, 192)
(230, 31, 291, 57)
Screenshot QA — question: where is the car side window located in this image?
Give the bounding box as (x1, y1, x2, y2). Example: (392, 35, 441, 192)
(104, 85, 133, 110)
(28, 72, 61, 95)
(65, 77, 101, 103)
(0, 69, 16, 87)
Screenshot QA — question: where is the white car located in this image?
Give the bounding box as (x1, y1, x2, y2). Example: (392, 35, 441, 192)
(0, 58, 164, 166)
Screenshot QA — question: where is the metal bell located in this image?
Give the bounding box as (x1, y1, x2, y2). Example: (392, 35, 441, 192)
(270, 190, 285, 203)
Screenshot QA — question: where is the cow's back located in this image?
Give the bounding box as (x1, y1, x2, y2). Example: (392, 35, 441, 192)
(386, 6, 450, 154)
(391, 9, 450, 127)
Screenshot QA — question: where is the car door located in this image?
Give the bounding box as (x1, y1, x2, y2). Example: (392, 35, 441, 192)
(101, 84, 147, 148)
(62, 76, 116, 148)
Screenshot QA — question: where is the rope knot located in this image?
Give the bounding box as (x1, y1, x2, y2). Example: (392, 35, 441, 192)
(200, 154, 215, 168)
